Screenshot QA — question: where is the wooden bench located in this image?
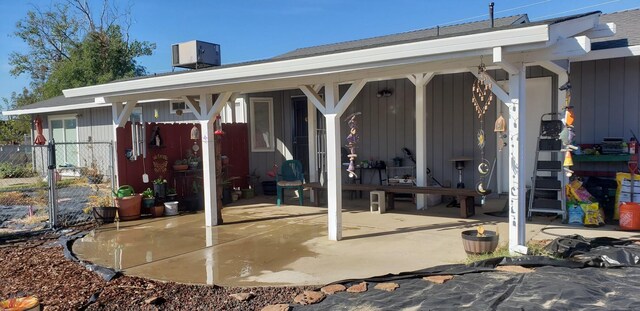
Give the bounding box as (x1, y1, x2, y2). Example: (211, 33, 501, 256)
(305, 182, 488, 218)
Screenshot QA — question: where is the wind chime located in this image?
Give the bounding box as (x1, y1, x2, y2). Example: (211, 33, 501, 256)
(559, 80, 576, 177)
(345, 112, 362, 178)
(472, 61, 493, 195)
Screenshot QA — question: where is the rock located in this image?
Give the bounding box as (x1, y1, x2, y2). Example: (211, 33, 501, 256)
(496, 265, 534, 273)
(374, 282, 399, 292)
(293, 291, 325, 305)
(230, 292, 255, 301)
(261, 304, 290, 311)
(321, 284, 347, 295)
(423, 275, 454, 284)
(144, 296, 165, 305)
(346, 282, 368, 293)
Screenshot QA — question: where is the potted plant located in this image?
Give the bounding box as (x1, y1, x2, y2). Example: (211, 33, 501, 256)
(166, 187, 178, 201)
(461, 226, 499, 255)
(142, 188, 155, 209)
(186, 150, 200, 170)
(173, 159, 188, 171)
(113, 187, 142, 221)
(153, 178, 167, 199)
(83, 191, 116, 225)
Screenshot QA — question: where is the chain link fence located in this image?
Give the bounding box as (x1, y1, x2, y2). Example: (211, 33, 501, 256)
(0, 142, 114, 236)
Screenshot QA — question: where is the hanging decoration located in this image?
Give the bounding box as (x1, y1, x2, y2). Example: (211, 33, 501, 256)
(495, 113, 507, 152)
(214, 115, 225, 136)
(33, 116, 46, 145)
(190, 124, 200, 140)
(559, 78, 575, 177)
(473, 60, 493, 195)
(344, 112, 362, 178)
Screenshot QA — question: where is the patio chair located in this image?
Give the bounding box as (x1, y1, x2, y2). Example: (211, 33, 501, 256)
(276, 160, 304, 206)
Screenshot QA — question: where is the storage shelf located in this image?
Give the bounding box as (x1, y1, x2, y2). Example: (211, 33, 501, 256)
(573, 154, 630, 162)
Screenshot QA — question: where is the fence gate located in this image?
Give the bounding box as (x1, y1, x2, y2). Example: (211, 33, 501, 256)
(0, 141, 114, 236)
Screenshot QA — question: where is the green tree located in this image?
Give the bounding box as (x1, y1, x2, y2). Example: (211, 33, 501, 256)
(0, 90, 37, 144)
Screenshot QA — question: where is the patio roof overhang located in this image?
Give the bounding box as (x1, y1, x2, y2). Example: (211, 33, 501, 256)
(60, 11, 612, 255)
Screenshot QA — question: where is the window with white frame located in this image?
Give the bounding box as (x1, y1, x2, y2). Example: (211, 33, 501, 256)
(250, 97, 274, 152)
(48, 114, 79, 166)
(169, 100, 192, 114)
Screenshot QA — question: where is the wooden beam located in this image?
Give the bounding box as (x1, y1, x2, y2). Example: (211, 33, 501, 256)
(334, 79, 366, 117)
(300, 85, 326, 114)
(207, 92, 233, 121)
(114, 101, 138, 128)
(183, 96, 202, 119)
(583, 22, 616, 39)
(493, 47, 519, 75)
(469, 68, 511, 104)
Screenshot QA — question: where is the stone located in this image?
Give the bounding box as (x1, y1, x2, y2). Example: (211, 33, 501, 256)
(374, 282, 399, 292)
(144, 296, 165, 305)
(293, 291, 325, 305)
(230, 292, 255, 301)
(423, 275, 454, 284)
(495, 265, 534, 273)
(261, 304, 290, 311)
(346, 282, 368, 293)
(321, 284, 347, 295)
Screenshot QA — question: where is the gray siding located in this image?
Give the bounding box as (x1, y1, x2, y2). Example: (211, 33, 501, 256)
(248, 67, 556, 191)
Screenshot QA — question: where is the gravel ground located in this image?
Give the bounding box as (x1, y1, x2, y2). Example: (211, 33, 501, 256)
(0, 230, 312, 310)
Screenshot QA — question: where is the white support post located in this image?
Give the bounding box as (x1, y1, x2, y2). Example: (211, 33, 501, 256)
(408, 73, 434, 209)
(200, 93, 218, 227)
(324, 82, 342, 241)
(508, 63, 528, 255)
(110, 101, 137, 187)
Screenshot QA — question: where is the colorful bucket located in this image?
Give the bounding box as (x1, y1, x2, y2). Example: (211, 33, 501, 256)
(619, 202, 640, 231)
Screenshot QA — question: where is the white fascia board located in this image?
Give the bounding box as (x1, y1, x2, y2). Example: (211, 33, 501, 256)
(582, 23, 616, 39)
(63, 25, 550, 99)
(548, 13, 600, 43)
(571, 45, 640, 62)
(1, 102, 111, 116)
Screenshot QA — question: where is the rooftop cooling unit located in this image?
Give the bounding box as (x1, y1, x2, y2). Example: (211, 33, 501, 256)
(171, 40, 221, 70)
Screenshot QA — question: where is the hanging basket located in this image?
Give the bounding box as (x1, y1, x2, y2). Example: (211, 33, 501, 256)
(461, 230, 499, 254)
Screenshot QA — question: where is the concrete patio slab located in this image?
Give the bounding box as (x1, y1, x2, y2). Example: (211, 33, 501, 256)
(72, 196, 639, 287)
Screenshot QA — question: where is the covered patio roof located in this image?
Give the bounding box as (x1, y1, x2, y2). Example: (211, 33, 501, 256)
(60, 11, 613, 254)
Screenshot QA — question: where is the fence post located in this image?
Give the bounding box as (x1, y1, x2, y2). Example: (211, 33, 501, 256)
(47, 140, 58, 229)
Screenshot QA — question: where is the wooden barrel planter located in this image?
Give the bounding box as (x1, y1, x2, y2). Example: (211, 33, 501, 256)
(461, 230, 499, 254)
(116, 194, 142, 221)
(93, 206, 117, 224)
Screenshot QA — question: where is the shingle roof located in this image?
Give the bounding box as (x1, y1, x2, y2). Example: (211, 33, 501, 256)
(591, 9, 640, 50)
(14, 95, 90, 110)
(273, 15, 529, 60)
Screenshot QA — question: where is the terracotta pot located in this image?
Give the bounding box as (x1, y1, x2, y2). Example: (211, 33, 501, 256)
(173, 164, 188, 171)
(150, 205, 165, 217)
(461, 230, 499, 254)
(116, 194, 142, 221)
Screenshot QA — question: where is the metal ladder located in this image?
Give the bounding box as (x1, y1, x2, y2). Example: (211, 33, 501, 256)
(527, 113, 567, 221)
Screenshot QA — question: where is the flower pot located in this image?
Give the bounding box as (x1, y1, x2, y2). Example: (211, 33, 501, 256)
(241, 188, 255, 199)
(92, 206, 116, 224)
(116, 194, 142, 221)
(153, 183, 166, 199)
(142, 197, 155, 209)
(461, 230, 499, 255)
(150, 205, 165, 217)
(173, 164, 188, 171)
(164, 201, 179, 216)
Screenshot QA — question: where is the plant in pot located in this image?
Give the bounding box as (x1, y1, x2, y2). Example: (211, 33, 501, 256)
(186, 150, 200, 170)
(83, 189, 116, 225)
(113, 185, 142, 221)
(173, 159, 188, 171)
(166, 187, 178, 201)
(141, 188, 155, 211)
(461, 226, 499, 255)
(153, 178, 167, 200)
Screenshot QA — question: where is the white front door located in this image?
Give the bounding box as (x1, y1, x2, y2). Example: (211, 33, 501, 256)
(498, 77, 553, 193)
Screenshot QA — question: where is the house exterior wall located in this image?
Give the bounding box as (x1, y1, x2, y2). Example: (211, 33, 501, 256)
(570, 55, 640, 175)
(248, 67, 556, 193)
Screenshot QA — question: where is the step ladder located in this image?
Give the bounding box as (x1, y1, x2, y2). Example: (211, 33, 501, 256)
(527, 113, 567, 221)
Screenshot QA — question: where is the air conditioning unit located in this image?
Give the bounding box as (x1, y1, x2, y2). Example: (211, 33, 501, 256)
(171, 40, 221, 70)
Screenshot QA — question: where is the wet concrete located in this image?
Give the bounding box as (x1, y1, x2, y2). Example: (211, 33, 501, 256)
(73, 196, 639, 287)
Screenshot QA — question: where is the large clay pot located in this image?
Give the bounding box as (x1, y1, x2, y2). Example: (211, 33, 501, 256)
(150, 205, 165, 217)
(461, 230, 499, 254)
(116, 194, 142, 221)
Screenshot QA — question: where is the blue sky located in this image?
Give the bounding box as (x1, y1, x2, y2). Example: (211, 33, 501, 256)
(1, 0, 639, 104)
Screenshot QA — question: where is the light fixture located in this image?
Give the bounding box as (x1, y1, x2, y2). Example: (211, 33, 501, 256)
(376, 89, 393, 98)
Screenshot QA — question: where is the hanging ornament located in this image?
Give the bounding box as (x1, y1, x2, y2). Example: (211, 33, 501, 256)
(154, 108, 159, 119)
(190, 125, 200, 140)
(564, 108, 574, 126)
(344, 112, 362, 178)
(494, 114, 506, 132)
(477, 129, 486, 149)
(214, 115, 225, 136)
(563, 151, 574, 167)
(472, 59, 493, 195)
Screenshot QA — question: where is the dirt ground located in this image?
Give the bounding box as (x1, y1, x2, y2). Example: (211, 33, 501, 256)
(0, 229, 311, 310)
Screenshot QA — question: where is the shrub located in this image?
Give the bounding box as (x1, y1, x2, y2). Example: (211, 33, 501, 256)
(0, 163, 37, 179)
